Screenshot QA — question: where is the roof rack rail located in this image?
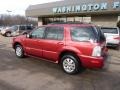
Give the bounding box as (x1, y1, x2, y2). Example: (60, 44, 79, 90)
(48, 21, 92, 25)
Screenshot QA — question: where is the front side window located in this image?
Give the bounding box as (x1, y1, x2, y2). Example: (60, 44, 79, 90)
(31, 27, 45, 39)
(10, 26, 18, 31)
(70, 26, 95, 42)
(45, 26, 64, 40)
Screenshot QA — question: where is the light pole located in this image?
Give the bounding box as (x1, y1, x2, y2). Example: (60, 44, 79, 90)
(6, 10, 12, 15)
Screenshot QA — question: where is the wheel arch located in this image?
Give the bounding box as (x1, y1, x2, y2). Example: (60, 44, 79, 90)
(13, 42, 23, 49)
(5, 31, 11, 36)
(5, 31, 11, 33)
(58, 50, 81, 65)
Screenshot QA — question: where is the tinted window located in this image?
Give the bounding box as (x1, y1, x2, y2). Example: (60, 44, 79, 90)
(45, 27, 64, 40)
(26, 26, 33, 30)
(101, 28, 118, 34)
(19, 26, 26, 30)
(10, 26, 18, 31)
(96, 27, 106, 42)
(31, 27, 45, 38)
(70, 27, 95, 42)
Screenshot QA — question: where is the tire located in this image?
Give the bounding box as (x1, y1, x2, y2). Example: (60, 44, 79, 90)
(15, 45, 24, 58)
(61, 54, 80, 75)
(5, 32, 11, 37)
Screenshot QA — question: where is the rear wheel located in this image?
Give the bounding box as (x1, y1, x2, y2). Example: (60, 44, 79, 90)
(61, 54, 81, 75)
(15, 45, 25, 58)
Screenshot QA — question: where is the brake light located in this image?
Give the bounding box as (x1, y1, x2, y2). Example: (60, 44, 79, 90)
(92, 46, 101, 57)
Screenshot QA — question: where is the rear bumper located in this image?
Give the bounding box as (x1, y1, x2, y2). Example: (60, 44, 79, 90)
(106, 40, 120, 46)
(107, 43, 120, 47)
(79, 55, 106, 69)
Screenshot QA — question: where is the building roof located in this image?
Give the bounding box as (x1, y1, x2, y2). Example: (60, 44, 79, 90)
(26, 0, 120, 17)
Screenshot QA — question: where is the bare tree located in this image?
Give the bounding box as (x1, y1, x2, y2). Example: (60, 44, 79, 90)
(0, 14, 37, 26)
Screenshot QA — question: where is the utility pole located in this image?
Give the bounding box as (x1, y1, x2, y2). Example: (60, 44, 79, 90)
(6, 10, 12, 15)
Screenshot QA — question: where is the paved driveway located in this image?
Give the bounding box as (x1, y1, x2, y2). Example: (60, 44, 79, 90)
(0, 35, 120, 90)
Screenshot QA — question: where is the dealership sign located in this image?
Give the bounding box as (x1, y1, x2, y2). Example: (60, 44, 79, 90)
(53, 1, 120, 13)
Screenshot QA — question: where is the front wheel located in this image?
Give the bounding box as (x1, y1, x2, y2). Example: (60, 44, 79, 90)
(61, 54, 80, 75)
(15, 45, 24, 58)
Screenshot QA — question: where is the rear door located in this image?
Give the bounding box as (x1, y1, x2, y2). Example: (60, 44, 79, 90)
(42, 26, 64, 62)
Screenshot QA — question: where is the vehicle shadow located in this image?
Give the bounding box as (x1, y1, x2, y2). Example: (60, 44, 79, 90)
(107, 46, 120, 51)
(0, 80, 23, 90)
(0, 48, 120, 90)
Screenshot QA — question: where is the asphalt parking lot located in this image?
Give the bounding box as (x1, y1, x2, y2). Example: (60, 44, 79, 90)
(0, 35, 120, 90)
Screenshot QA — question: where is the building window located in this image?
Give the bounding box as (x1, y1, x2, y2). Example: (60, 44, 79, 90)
(59, 17, 67, 22)
(75, 17, 83, 22)
(53, 17, 60, 22)
(83, 17, 91, 23)
(67, 17, 75, 22)
(75, 16, 91, 23)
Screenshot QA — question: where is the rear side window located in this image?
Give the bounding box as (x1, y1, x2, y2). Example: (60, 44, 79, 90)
(101, 28, 118, 34)
(45, 26, 64, 40)
(70, 27, 95, 42)
(19, 26, 26, 30)
(26, 26, 33, 30)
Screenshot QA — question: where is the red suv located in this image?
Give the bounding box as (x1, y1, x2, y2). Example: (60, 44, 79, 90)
(12, 23, 108, 74)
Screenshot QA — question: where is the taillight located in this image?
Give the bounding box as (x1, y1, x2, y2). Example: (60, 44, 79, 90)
(114, 37, 120, 40)
(92, 46, 101, 57)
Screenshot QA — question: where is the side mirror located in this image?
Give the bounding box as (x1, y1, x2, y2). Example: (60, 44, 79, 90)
(26, 34, 31, 38)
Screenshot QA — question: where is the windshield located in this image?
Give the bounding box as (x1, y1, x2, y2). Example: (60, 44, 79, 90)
(101, 28, 118, 34)
(70, 26, 96, 42)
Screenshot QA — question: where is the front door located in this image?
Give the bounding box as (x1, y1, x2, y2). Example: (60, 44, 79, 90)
(24, 27, 45, 57)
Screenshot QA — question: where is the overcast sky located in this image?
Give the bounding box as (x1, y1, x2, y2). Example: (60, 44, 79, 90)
(0, 0, 61, 15)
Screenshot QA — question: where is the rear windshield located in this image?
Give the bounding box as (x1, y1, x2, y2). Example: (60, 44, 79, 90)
(70, 27, 95, 42)
(101, 28, 118, 34)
